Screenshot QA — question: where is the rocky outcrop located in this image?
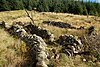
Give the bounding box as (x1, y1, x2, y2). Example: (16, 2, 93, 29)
(58, 34, 83, 56)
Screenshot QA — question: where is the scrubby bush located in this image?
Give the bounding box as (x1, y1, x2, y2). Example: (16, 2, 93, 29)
(81, 32, 100, 61)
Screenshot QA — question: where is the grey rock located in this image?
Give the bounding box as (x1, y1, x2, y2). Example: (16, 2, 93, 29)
(36, 61, 48, 67)
(58, 34, 83, 56)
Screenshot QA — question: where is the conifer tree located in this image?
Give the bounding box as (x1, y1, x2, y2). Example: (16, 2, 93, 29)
(0, 0, 10, 11)
(37, 0, 49, 12)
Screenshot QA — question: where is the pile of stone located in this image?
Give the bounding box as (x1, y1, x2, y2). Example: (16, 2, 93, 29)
(43, 21, 96, 31)
(14, 24, 48, 67)
(14, 22, 54, 42)
(43, 21, 76, 29)
(24, 22, 54, 42)
(58, 34, 83, 56)
(1, 22, 48, 67)
(58, 28, 99, 57)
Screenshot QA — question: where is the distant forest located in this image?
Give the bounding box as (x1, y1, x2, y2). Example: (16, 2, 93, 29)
(0, 0, 100, 16)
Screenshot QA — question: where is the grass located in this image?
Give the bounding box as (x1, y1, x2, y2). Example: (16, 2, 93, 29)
(0, 10, 100, 36)
(0, 10, 100, 67)
(0, 28, 26, 67)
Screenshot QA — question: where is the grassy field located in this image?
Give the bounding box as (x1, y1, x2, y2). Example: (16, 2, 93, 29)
(0, 10, 100, 67)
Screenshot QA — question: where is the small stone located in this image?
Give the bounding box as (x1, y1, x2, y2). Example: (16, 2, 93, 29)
(36, 61, 48, 67)
(83, 59, 86, 62)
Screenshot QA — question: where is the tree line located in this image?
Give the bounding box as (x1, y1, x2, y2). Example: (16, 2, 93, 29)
(0, 0, 100, 16)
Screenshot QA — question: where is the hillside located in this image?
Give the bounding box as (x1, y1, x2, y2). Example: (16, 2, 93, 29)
(0, 10, 100, 67)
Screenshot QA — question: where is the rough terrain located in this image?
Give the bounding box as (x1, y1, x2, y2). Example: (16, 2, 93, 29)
(0, 10, 100, 67)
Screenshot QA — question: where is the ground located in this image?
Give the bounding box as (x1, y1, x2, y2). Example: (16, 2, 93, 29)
(0, 10, 100, 67)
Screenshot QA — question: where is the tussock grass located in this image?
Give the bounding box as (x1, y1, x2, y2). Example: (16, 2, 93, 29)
(0, 10, 100, 67)
(0, 28, 26, 67)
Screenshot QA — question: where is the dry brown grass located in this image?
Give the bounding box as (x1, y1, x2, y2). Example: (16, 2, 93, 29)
(0, 10, 100, 67)
(0, 28, 26, 67)
(0, 10, 100, 36)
